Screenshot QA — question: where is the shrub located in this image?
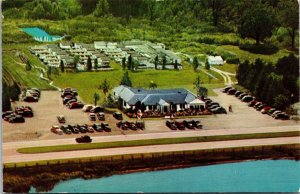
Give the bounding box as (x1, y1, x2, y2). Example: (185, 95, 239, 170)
(226, 57, 240, 64)
(239, 43, 279, 55)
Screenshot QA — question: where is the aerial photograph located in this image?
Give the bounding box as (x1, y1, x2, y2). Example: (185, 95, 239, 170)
(2, 0, 300, 193)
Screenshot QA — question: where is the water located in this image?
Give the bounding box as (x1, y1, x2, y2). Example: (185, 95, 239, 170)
(30, 159, 300, 193)
(21, 27, 61, 42)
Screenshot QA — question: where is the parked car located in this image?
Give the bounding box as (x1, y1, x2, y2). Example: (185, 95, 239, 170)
(234, 91, 243, 97)
(65, 99, 78, 107)
(253, 102, 263, 109)
(113, 112, 123, 120)
(256, 104, 266, 111)
(82, 104, 94, 112)
(15, 109, 33, 117)
(68, 102, 84, 109)
(87, 125, 95, 133)
(92, 123, 103, 132)
(166, 120, 177, 130)
(101, 123, 111, 132)
(117, 121, 129, 130)
(23, 96, 38, 102)
(271, 111, 283, 118)
(261, 106, 272, 114)
(136, 120, 145, 130)
(248, 100, 257, 107)
(89, 113, 96, 121)
(57, 115, 66, 123)
(267, 108, 277, 116)
(208, 104, 220, 110)
(190, 120, 202, 129)
(76, 135, 92, 143)
(2, 111, 14, 119)
(8, 115, 25, 123)
(227, 89, 237, 95)
(90, 106, 104, 113)
(3, 113, 17, 121)
(60, 125, 72, 134)
(238, 93, 248, 99)
(51, 125, 63, 135)
(241, 96, 254, 102)
(97, 112, 105, 121)
(222, 86, 232, 93)
(274, 113, 290, 120)
(175, 121, 185, 130)
(71, 125, 80, 134)
(76, 124, 87, 133)
(125, 121, 137, 130)
(63, 96, 76, 105)
(211, 107, 227, 114)
(183, 120, 194, 129)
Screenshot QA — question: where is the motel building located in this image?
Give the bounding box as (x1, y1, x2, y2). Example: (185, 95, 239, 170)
(112, 85, 205, 113)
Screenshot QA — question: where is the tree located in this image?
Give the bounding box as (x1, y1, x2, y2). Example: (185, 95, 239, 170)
(162, 55, 167, 70)
(94, 58, 98, 70)
(60, 60, 65, 73)
(47, 66, 52, 79)
(99, 78, 110, 97)
(93, 0, 109, 17)
(87, 56, 92, 71)
(154, 55, 159, 70)
(73, 56, 80, 69)
(149, 80, 157, 89)
(205, 61, 210, 70)
(278, 0, 299, 50)
(273, 94, 290, 110)
(93, 92, 100, 106)
(238, 3, 275, 44)
(127, 55, 133, 70)
(120, 71, 132, 87)
(25, 60, 32, 71)
(122, 57, 126, 70)
(194, 75, 208, 97)
(193, 57, 199, 71)
(174, 60, 179, 70)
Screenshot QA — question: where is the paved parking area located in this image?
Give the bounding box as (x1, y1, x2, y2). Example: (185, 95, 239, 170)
(2, 90, 298, 142)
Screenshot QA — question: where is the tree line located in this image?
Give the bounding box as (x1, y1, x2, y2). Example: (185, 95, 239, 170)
(3, 0, 299, 50)
(236, 54, 299, 110)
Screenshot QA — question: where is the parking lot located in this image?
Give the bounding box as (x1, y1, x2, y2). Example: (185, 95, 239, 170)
(2, 90, 298, 142)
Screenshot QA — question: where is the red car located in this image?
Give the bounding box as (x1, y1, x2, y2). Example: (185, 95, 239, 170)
(68, 102, 84, 109)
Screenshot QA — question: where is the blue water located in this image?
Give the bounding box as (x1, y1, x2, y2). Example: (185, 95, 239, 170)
(30, 160, 300, 193)
(21, 27, 61, 42)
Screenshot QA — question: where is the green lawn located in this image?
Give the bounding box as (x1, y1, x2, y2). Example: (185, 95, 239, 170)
(53, 61, 225, 104)
(17, 131, 299, 154)
(3, 44, 54, 90)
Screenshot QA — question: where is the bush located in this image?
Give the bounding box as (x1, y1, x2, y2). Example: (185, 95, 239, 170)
(226, 57, 240, 64)
(239, 43, 279, 55)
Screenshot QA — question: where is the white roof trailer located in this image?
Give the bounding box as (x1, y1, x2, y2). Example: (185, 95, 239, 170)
(207, 56, 224, 65)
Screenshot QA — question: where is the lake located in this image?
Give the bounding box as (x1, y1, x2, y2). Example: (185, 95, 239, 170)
(21, 27, 61, 42)
(30, 159, 300, 193)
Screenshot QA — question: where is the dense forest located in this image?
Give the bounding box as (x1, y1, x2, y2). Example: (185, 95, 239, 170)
(2, 0, 299, 50)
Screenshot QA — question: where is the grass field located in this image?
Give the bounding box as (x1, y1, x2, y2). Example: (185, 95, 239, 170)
(17, 131, 299, 154)
(3, 44, 55, 90)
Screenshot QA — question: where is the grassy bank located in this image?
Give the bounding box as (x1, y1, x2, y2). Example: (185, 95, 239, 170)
(17, 131, 300, 154)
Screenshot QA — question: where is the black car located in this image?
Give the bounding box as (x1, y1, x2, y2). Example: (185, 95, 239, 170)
(68, 125, 79, 134)
(183, 120, 194, 129)
(136, 121, 145, 130)
(63, 97, 77, 105)
(90, 106, 104, 113)
(2, 111, 13, 119)
(8, 115, 25, 123)
(16, 109, 33, 117)
(222, 86, 232, 93)
(234, 91, 243, 97)
(227, 89, 237, 95)
(4, 113, 18, 121)
(92, 123, 103, 132)
(166, 120, 177, 130)
(175, 121, 185, 130)
(76, 135, 92, 143)
(77, 124, 88, 133)
(60, 125, 72, 134)
(117, 121, 129, 130)
(211, 107, 227, 114)
(190, 120, 202, 129)
(97, 112, 105, 121)
(275, 113, 290, 120)
(101, 123, 111, 132)
(113, 112, 123, 120)
(23, 96, 39, 102)
(238, 93, 248, 100)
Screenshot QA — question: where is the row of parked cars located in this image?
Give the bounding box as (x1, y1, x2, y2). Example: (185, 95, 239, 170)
(51, 122, 112, 135)
(116, 120, 145, 130)
(61, 88, 84, 109)
(22, 88, 41, 102)
(166, 120, 202, 130)
(2, 106, 34, 123)
(202, 97, 227, 114)
(223, 86, 289, 120)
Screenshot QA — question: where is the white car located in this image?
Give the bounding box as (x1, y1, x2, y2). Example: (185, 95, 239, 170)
(82, 104, 94, 112)
(51, 125, 63, 135)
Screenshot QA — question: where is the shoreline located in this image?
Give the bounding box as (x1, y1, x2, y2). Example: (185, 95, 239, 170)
(4, 145, 299, 193)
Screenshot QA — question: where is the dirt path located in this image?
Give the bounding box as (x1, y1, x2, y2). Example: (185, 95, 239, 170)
(3, 136, 299, 163)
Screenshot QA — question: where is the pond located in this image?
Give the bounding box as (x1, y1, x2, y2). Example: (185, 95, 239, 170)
(21, 27, 61, 42)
